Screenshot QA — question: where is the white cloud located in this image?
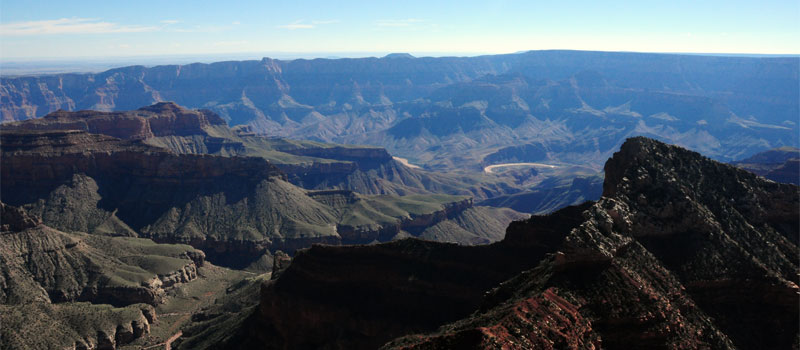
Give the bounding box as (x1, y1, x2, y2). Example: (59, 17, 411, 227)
(375, 19, 423, 27)
(0, 18, 159, 36)
(232, 21, 241, 25)
(161, 20, 180, 25)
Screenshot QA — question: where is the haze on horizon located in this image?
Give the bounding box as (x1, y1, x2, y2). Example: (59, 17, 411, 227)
(1, 0, 798, 61)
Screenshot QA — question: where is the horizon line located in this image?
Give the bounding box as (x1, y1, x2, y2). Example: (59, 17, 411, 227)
(3, 48, 800, 63)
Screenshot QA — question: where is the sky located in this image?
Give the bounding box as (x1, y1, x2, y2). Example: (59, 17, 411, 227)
(1, 0, 798, 61)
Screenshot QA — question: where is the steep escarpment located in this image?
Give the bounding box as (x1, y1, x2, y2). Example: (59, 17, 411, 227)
(0, 130, 337, 268)
(226, 137, 797, 350)
(4, 51, 795, 171)
(0, 302, 158, 350)
(1, 101, 225, 140)
(216, 200, 588, 350)
(0, 203, 202, 349)
(3, 103, 523, 199)
(1, 129, 520, 270)
(0, 130, 284, 208)
(389, 137, 799, 350)
(0, 203, 205, 306)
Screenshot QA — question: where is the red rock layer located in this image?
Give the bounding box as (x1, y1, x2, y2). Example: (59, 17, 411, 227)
(2, 101, 225, 140)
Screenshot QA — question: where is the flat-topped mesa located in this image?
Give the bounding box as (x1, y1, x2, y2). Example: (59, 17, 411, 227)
(1, 130, 284, 187)
(1, 130, 286, 233)
(2, 101, 226, 140)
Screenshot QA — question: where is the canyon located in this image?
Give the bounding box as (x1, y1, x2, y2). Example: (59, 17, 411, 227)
(203, 137, 798, 350)
(1, 50, 798, 350)
(2, 51, 796, 172)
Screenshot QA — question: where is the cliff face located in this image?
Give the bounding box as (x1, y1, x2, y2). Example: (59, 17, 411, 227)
(2, 128, 516, 270)
(3, 102, 516, 200)
(230, 137, 797, 350)
(0, 203, 203, 349)
(0, 203, 205, 307)
(1, 101, 225, 140)
(389, 137, 798, 350)
(222, 201, 588, 350)
(2, 51, 796, 171)
(0, 129, 336, 268)
(1, 130, 285, 228)
(0, 302, 158, 350)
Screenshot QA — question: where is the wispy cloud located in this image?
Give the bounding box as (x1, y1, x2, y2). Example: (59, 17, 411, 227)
(278, 23, 315, 30)
(312, 20, 340, 25)
(0, 18, 159, 36)
(169, 24, 231, 33)
(277, 20, 339, 30)
(161, 19, 180, 25)
(375, 18, 423, 27)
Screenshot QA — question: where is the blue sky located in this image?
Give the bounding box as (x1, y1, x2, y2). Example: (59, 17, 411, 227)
(1, 0, 798, 60)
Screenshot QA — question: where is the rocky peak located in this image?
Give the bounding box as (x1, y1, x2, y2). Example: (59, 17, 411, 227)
(229, 137, 798, 350)
(0, 202, 42, 233)
(136, 101, 183, 113)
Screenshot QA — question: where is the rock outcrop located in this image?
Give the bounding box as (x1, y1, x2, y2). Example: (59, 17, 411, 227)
(389, 137, 799, 350)
(0, 204, 204, 349)
(215, 200, 588, 349)
(0, 302, 158, 350)
(3, 102, 520, 200)
(2, 101, 226, 140)
(0, 203, 206, 306)
(222, 137, 797, 350)
(0, 129, 341, 268)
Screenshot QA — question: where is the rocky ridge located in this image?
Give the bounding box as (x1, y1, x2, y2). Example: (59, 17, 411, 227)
(1, 128, 523, 269)
(0, 203, 206, 307)
(0, 203, 203, 349)
(220, 137, 797, 350)
(4, 103, 523, 200)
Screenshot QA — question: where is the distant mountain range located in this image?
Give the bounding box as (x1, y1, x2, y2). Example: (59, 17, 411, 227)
(1, 51, 798, 349)
(2, 50, 797, 171)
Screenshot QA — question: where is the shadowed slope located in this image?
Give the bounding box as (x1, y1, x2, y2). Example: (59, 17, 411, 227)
(218, 137, 797, 350)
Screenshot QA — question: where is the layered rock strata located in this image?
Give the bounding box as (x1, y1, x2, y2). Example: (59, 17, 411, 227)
(226, 137, 797, 350)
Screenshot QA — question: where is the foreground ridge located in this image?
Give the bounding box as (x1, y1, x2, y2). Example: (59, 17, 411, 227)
(213, 137, 798, 350)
